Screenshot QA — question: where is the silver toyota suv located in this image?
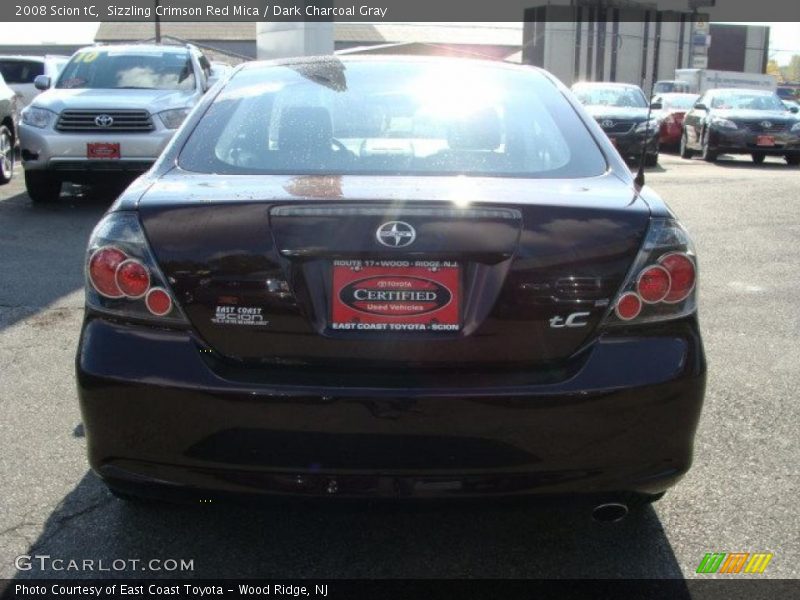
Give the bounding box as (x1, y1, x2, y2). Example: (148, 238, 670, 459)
(18, 43, 221, 203)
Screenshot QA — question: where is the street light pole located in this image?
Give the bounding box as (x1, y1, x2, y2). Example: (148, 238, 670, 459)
(154, 0, 161, 43)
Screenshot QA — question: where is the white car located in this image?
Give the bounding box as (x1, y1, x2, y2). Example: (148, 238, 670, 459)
(19, 43, 223, 203)
(0, 55, 68, 108)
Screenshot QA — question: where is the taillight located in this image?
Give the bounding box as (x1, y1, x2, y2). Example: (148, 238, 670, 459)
(145, 288, 173, 316)
(603, 219, 698, 326)
(115, 259, 150, 298)
(88, 247, 127, 298)
(637, 265, 671, 303)
(85, 212, 188, 325)
(615, 292, 642, 321)
(659, 252, 696, 303)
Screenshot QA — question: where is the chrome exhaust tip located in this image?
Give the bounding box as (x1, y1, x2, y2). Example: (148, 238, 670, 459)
(592, 502, 629, 523)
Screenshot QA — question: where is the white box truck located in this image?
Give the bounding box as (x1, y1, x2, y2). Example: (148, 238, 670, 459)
(675, 69, 777, 94)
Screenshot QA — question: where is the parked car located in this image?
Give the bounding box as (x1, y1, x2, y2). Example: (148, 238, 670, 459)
(776, 85, 800, 102)
(652, 93, 700, 150)
(0, 71, 17, 185)
(680, 88, 800, 165)
(18, 43, 221, 203)
(77, 57, 706, 514)
(653, 80, 691, 95)
(571, 81, 661, 166)
(0, 55, 68, 108)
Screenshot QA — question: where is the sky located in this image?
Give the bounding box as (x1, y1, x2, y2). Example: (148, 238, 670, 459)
(744, 22, 800, 65)
(3, 21, 799, 65)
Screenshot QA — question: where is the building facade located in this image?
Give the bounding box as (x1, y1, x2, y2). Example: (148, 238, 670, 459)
(522, 4, 769, 89)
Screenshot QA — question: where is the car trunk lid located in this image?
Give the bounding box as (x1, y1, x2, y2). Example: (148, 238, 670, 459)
(138, 171, 649, 367)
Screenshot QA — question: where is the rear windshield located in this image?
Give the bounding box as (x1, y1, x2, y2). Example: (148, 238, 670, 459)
(0, 60, 44, 84)
(179, 60, 607, 178)
(572, 85, 648, 108)
(56, 49, 195, 90)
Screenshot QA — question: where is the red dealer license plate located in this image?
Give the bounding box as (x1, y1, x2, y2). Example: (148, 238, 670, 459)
(87, 142, 120, 159)
(756, 135, 775, 147)
(331, 260, 461, 332)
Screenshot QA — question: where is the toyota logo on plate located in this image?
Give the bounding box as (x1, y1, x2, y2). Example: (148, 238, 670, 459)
(760, 121, 773, 129)
(376, 221, 416, 248)
(600, 119, 615, 129)
(94, 114, 114, 128)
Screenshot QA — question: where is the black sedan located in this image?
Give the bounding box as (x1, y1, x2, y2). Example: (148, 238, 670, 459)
(77, 57, 706, 518)
(0, 71, 15, 185)
(571, 82, 661, 166)
(681, 88, 800, 164)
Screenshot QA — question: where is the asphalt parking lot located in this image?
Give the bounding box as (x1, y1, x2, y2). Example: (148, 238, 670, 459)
(0, 152, 798, 580)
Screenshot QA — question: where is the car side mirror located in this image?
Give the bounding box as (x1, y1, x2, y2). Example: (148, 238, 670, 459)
(34, 75, 51, 91)
(694, 102, 708, 111)
(650, 101, 663, 110)
(790, 106, 799, 114)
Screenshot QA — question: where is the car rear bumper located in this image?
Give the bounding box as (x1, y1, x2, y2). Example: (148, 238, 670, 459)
(18, 123, 174, 172)
(708, 128, 800, 155)
(76, 315, 706, 500)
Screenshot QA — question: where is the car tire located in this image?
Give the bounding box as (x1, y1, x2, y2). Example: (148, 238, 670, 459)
(700, 134, 717, 163)
(751, 152, 766, 164)
(786, 155, 800, 166)
(0, 126, 13, 185)
(644, 153, 659, 167)
(24, 170, 62, 203)
(679, 132, 694, 159)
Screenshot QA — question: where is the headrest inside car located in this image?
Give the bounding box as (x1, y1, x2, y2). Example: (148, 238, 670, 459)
(278, 106, 333, 152)
(447, 108, 502, 151)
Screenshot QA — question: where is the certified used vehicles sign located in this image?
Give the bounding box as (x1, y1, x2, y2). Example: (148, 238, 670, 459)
(331, 260, 460, 331)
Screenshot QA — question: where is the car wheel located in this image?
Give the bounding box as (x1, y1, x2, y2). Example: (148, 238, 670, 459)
(751, 152, 766, 164)
(24, 170, 62, 203)
(644, 153, 659, 167)
(679, 132, 694, 159)
(700, 134, 717, 163)
(786, 155, 800, 166)
(0, 126, 13, 185)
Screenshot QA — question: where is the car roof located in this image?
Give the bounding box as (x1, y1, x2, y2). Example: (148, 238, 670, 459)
(0, 55, 68, 62)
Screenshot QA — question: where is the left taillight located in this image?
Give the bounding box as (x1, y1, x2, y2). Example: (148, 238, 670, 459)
(85, 212, 188, 325)
(602, 218, 698, 326)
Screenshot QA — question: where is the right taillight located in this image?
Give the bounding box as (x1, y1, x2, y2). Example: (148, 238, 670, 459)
(603, 218, 698, 326)
(84, 212, 188, 325)
(659, 252, 696, 303)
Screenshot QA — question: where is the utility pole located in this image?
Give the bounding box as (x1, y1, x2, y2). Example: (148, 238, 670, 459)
(154, 0, 161, 43)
